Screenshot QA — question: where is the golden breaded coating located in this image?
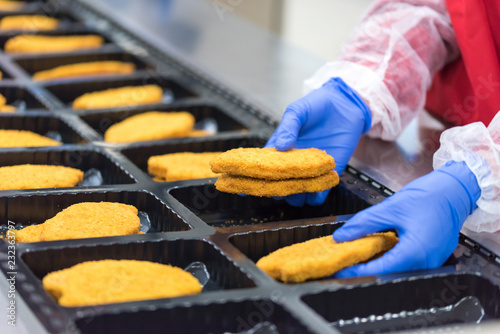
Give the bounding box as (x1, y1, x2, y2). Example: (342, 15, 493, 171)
(4, 35, 104, 54)
(13, 224, 43, 243)
(0, 105, 15, 113)
(0, 130, 61, 147)
(15, 202, 140, 243)
(0, 1, 26, 11)
(33, 61, 136, 81)
(257, 232, 398, 283)
(0, 93, 6, 106)
(189, 129, 213, 137)
(148, 152, 221, 181)
(39, 202, 139, 241)
(0, 164, 83, 191)
(43, 259, 203, 307)
(210, 148, 335, 180)
(0, 15, 59, 31)
(215, 171, 339, 197)
(72, 85, 163, 110)
(104, 111, 195, 143)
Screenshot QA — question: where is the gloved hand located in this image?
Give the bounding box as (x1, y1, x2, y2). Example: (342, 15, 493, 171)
(333, 161, 481, 277)
(265, 77, 372, 206)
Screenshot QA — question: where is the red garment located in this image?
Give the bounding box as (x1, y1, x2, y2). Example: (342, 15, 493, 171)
(425, 0, 500, 126)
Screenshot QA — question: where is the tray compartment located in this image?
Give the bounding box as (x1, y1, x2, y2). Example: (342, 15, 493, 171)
(0, 148, 135, 187)
(0, 114, 88, 144)
(43, 75, 196, 109)
(0, 190, 190, 236)
(122, 136, 265, 177)
(14, 49, 154, 77)
(301, 273, 500, 333)
(170, 180, 370, 228)
(21, 238, 256, 297)
(75, 299, 312, 334)
(0, 85, 48, 110)
(81, 103, 248, 140)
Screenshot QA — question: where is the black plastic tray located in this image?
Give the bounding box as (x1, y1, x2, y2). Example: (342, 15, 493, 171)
(0, 1, 498, 334)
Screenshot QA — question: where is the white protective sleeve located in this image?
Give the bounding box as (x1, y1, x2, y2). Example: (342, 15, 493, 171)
(434, 111, 500, 233)
(304, 0, 460, 141)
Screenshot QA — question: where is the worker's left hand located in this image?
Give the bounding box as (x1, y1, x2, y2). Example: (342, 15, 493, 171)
(332, 161, 481, 277)
(265, 77, 372, 206)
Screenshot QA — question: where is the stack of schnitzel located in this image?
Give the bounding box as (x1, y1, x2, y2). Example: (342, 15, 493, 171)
(210, 147, 339, 197)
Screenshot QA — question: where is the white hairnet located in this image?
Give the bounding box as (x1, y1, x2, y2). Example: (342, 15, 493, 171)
(434, 112, 500, 233)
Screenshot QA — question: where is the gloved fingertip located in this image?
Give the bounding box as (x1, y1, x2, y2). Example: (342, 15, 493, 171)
(285, 194, 307, 207)
(273, 196, 285, 201)
(334, 266, 361, 278)
(332, 227, 353, 243)
(275, 136, 295, 151)
(237, 194, 247, 197)
(264, 134, 278, 149)
(305, 190, 330, 206)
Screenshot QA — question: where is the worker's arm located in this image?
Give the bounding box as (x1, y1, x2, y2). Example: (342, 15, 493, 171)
(334, 111, 500, 276)
(305, 0, 459, 140)
(333, 160, 480, 277)
(266, 0, 459, 206)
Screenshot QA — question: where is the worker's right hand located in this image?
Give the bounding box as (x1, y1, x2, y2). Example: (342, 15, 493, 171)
(265, 77, 372, 206)
(333, 161, 481, 277)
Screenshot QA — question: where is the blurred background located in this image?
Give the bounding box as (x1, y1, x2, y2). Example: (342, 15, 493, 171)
(204, 0, 373, 60)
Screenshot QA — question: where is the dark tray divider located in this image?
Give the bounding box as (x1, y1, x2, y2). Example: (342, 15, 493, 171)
(170, 181, 370, 228)
(121, 135, 265, 176)
(0, 114, 87, 144)
(0, 190, 190, 233)
(21, 238, 256, 292)
(301, 273, 500, 333)
(0, 28, 114, 50)
(14, 49, 155, 76)
(0, 85, 49, 109)
(0, 148, 135, 185)
(81, 103, 248, 138)
(75, 299, 312, 334)
(0, 61, 13, 79)
(43, 74, 197, 107)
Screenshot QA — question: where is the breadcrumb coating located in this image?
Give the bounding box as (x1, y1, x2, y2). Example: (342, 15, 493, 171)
(0, 164, 83, 191)
(0, 15, 59, 31)
(0, 1, 26, 11)
(257, 232, 399, 283)
(148, 152, 221, 181)
(33, 61, 136, 81)
(43, 260, 202, 307)
(5, 35, 104, 54)
(16, 202, 141, 242)
(104, 111, 195, 143)
(0, 130, 61, 147)
(0, 105, 16, 113)
(214, 171, 339, 197)
(210, 148, 335, 180)
(73, 85, 163, 110)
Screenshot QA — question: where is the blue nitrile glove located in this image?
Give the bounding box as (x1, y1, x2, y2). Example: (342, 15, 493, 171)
(333, 161, 481, 277)
(265, 77, 372, 206)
